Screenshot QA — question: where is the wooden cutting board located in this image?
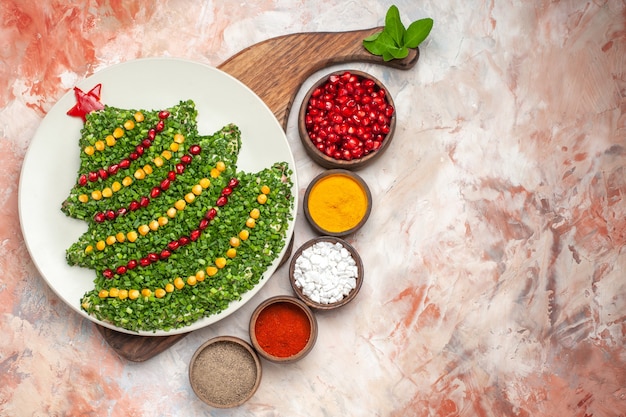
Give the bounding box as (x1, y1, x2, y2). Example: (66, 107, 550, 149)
(96, 27, 419, 362)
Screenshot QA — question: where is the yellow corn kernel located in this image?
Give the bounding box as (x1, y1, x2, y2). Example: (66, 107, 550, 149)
(238, 230, 250, 241)
(85, 245, 94, 254)
(138, 224, 150, 236)
(210, 168, 220, 178)
(106, 235, 116, 246)
(141, 288, 151, 298)
(206, 266, 218, 277)
(174, 199, 186, 211)
(102, 187, 113, 198)
(257, 194, 268, 205)
(78, 194, 89, 203)
(215, 257, 227, 269)
(185, 193, 195, 203)
(157, 216, 168, 226)
(166, 207, 177, 218)
(134, 111, 144, 122)
(261, 185, 270, 195)
(109, 287, 119, 298)
(127, 231, 138, 243)
(169, 142, 179, 152)
(98, 289, 109, 298)
(96, 240, 106, 251)
(113, 127, 124, 138)
(153, 156, 164, 167)
(118, 289, 129, 300)
(105, 135, 116, 147)
(165, 283, 175, 293)
(84, 146, 95, 156)
(129, 289, 140, 300)
(122, 176, 133, 187)
(192, 184, 203, 196)
(134, 168, 145, 180)
(186, 275, 197, 286)
(116, 232, 125, 243)
(229, 237, 240, 248)
(123, 119, 135, 130)
(216, 161, 226, 172)
(195, 270, 206, 282)
(161, 150, 172, 160)
(245, 218, 256, 228)
(174, 277, 185, 290)
(149, 220, 159, 231)
(226, 248, 237, 259)
(111, 181, 122, 192)
(155, 288, 166, 298)
(249, 208, 261, 219)
(199, 178, 211, 188)
(95, 140, 105, 151)
(91, 190, 102, 201)
(143, 164, 153, 175)
(173, 133, 185, 144)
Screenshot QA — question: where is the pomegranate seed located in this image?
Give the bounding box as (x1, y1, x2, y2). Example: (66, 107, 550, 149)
(167, 171, 176, 181)
(88, 171, 99, 182)
(105, 210, 116, 220)
(135, 145, 144, 156)
(147, 129, 156, 140)
(119, 159, 131, 169)
(139, 196, 149, 207)
(147, 253, 159, 262)
(158, 110, 170, 119)
(160, 178, 171, 191)
(129, 152, 139, 161)
(228, 178, 239, 188)
(155, 120, 165, 132)
(127, 259, 138, 269)
(78, 174, 88, 186)
(117, 207, 128, 217)
(116, 265, 127, 275)
(142, 138, 152, 148)
(103, 269, 114, 279)
(199, 218, 209, 230)
(189, 144, 201, 155)
(168, 241, 180, 251)
(150, 187, 161, 198)
(129, 200, 140, 211)
(160, 249, 171, 260)
(216, 196, 227, 207)
(221, 187, 233, 196)
(140, 257, 151, 267)
(178, 236, 190, 246)
(180, 155, 192, 165)
(205, 208, 217, 220)
(93, 212, 105, 223)
(190, 230, 201, 241)
(108, 164, 119, 175)
(175, 164, 185, 174)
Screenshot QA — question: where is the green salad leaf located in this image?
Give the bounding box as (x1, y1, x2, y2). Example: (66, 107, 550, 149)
(364, 5, 433, 61)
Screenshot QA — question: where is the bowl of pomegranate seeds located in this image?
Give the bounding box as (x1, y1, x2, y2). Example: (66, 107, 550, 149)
(298, 70, 396, 170)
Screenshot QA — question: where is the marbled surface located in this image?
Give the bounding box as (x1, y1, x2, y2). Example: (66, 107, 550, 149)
(1, 1, 625, 416)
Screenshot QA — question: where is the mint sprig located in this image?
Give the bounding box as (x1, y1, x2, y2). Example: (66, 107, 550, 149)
(363, 5, 433, 61)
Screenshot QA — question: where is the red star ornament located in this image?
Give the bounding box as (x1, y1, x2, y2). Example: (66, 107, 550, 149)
(67, 83, 105, 122)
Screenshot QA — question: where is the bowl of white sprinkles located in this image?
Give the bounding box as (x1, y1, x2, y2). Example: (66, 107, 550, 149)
(289, 236, 364, 310)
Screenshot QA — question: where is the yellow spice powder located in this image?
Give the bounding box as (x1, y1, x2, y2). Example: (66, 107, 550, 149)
(307, 174, 368, 233)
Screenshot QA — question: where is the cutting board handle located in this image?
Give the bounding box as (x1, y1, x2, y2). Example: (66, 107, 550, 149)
(97, 27, 419, 362)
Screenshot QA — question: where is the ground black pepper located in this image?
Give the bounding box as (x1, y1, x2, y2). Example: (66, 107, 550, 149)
(191, 340, 259, 407)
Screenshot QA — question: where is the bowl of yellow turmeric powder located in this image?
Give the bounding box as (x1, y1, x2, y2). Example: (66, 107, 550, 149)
(303, 169, 372, 237)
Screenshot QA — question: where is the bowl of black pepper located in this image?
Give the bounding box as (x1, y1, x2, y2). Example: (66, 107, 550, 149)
(298, 69, 396, 170)
(189, 336, 262, 408)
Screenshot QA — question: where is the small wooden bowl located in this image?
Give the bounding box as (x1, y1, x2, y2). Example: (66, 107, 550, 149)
(298, 69, 396, 170)
(189, 336, 262, 408)
(249, 296, 318, 363)
(289, 236, 364, 310)
(303, 169, 372, 237)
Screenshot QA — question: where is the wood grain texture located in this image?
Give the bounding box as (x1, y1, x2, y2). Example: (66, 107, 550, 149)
(96, 28, 418, 362)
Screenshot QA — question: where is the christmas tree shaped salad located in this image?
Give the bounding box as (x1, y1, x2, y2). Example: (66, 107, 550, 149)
(62, 85, 294, 332)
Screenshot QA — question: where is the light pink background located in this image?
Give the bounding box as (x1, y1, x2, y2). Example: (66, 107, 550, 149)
(1, 1, 625, 416)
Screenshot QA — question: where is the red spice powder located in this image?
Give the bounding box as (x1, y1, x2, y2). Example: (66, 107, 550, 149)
(254, 302, 311, 358)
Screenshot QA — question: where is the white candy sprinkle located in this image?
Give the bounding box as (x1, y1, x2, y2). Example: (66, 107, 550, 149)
(293, 241, 358, 304)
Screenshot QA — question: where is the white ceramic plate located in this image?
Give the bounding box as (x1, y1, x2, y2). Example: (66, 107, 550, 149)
(18, 57, 298, 336)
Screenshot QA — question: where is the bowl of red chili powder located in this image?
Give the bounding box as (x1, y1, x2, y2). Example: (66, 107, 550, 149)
(249, 295, 318, 363)
(298, 69, 396, 170)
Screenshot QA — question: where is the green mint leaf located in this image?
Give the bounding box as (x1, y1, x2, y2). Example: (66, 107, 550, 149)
(363, 39, 385, 55)
(363, 31, 382, 42)
(385, 5, 405, 46)
(382, 50, 396, 61)
(404, 18, 433, 49)
(387, 46, 409, 60)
